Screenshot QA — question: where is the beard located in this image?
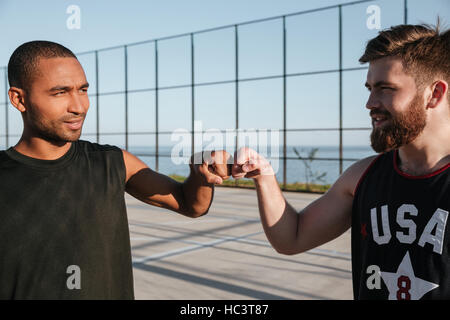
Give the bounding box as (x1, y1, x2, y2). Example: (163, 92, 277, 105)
(370, 93, 426, 153)
(25, 102, 84, 144)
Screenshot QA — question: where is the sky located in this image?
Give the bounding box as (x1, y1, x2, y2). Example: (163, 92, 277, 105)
(0, 0, 449, 152)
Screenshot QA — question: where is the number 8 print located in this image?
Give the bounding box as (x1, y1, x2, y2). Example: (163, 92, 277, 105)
(397, 275, 411, 300)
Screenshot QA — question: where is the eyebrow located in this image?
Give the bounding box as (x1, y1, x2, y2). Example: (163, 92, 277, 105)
(49, 82, 89, 92)
(365, 81, 396, 88)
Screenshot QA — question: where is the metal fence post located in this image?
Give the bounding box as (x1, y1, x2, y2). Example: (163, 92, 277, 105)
(191, 33, 195, 157)
(95, 51, 100, 144)
(4, 68, 8, 148)
(404, 0, 408, 24)
(124, 45, 129, 151)
(338, 5, 343, 175)
(282, 16, 287, 190)
(235, 25, 239, 151)
(155, 40, 159, 172)
(235, 25, 239, 187)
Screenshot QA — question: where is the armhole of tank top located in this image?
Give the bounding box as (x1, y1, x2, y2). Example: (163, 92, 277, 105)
(353, 154, 383, 197)
(116, 147, 127, 187)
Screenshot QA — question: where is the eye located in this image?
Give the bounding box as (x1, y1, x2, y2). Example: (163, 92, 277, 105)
(54, 91, 65, 96)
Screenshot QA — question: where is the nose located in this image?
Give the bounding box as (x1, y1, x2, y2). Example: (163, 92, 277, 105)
(365, 92, 381, 111)
(67, 94, 88, 118)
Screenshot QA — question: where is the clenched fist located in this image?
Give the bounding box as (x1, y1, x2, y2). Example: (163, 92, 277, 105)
(232, 147, 274, 180)
(190, 150, 233, 185)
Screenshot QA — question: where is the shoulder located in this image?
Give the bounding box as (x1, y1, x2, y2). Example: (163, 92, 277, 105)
(76, 140, 133, 181)
(0, 150, 8, 160)
(120, 149, 150, 184)
(341, 154, 382, 197)
(75, 140, 149, 184)
(0, 150, 13, 169)
(346, 153, 384, 196)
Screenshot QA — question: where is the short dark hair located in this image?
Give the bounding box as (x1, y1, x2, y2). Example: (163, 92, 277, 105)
(7, 40, 77, 90)
(359, 21, 450, 100)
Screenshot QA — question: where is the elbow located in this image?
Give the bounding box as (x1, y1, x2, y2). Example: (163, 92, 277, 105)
(186, 207, 209, 218)
(192, 210, 209, 218)
(274, 246, 299, 255)
(266, 231, 304, 255)
(272, 242, 306, 255)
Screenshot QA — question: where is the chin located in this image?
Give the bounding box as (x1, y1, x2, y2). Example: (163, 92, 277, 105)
(62, 127, 83, 140)
(66, 134, 82, 142)
(370, 135, 392, 153)
(53, 131, 82, 143)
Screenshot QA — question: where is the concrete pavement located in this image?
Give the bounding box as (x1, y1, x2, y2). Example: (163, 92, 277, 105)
(126, 186, 353, 300)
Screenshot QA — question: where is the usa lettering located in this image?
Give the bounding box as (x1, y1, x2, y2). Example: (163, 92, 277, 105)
(370, 204, 449, 254)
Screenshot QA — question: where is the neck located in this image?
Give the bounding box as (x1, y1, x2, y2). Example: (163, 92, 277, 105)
(397, 125, 450, 176)
(13, 134, 72, 160)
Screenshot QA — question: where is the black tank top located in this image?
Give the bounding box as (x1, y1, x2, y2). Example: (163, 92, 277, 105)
(352, 150, 450, 300)
(0, 140, 134, 299)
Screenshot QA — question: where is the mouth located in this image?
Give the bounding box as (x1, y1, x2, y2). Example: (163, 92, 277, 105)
(371, 114, 390, 128)
(64, 119, 83, 130)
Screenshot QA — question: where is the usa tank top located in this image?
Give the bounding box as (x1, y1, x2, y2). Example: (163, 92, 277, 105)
(352, 150, 450, 300)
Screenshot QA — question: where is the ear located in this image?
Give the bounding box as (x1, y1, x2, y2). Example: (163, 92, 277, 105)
(8, 87, 27, 112)
(426, 80, 448, 109)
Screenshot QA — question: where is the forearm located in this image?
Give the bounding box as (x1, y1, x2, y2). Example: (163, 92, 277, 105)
(181, 163, 214, 217)
(254, 175, 300, 253)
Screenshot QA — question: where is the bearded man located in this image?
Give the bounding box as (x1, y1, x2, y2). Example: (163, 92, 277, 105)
(232, 22, 450, 300)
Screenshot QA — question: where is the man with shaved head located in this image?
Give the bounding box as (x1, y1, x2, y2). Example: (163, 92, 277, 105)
(0, 41, 231, 299)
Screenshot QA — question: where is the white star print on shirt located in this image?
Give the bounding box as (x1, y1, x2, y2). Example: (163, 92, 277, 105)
(380, 251, 439, 300)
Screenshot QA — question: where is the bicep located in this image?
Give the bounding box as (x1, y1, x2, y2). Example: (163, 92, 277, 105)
(292, 155, 377, 253)
(122, 149, 186, 213)
(293, 181, 353, 253)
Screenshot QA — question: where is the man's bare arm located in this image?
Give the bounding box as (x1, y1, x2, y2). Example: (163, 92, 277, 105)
(233, 147, 377, 254)
(122, 149, 228, 218)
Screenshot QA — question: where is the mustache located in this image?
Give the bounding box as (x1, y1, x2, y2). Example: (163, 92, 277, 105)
(370, 110, 391, 118)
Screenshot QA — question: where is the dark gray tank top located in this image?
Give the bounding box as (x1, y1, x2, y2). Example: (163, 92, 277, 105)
(0, 139, 134, 299)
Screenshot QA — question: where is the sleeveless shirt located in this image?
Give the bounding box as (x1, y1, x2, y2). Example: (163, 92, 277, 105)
(352, 150, 450, 300)
(0, 139, 134, 299)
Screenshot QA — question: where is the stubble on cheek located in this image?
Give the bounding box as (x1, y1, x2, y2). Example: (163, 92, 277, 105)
(26, 107, 82, 143)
